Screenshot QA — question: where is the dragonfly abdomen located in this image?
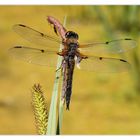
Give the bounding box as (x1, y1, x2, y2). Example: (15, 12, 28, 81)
(65, 59, 75, 110)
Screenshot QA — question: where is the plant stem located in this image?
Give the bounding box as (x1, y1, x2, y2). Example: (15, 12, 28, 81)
(47, 16, 67, 135)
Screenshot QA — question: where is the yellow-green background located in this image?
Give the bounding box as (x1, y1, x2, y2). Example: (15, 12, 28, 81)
(0, 6, 140, 134)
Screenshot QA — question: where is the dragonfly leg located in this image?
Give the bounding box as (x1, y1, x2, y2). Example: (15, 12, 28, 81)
(56, 66, 61, 72)
(76, 52, 88, 59)
(55, 58, 65, 72)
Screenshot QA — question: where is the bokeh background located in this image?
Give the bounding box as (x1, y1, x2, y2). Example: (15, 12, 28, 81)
(0, 5, 140, 134)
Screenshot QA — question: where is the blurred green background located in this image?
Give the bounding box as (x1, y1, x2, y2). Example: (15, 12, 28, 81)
(0, 5, 140, 134)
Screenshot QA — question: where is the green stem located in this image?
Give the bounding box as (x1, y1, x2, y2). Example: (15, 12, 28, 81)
(56, 15, 67, 135)
(47, 16, 67, 135)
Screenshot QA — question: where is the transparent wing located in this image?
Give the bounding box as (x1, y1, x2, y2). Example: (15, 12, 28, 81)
(13, 24, 62, 51)
(79, 38, 136, 55)
(9, 46, 60, 67)
(76, 56, 131, 73)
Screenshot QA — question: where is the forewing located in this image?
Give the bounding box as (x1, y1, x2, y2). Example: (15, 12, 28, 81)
(13, 24, 62, 51)
(9, 46, 60, 67)
(79, 38, 136, 55)
(76, 56, 131, 73)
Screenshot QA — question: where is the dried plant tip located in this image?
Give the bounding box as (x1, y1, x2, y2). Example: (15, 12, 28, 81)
(31, 83, 48, 135)
(47, 16, 67, 40)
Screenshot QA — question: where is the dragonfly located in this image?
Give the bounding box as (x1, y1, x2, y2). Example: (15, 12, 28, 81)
(9, 16, 136, 110)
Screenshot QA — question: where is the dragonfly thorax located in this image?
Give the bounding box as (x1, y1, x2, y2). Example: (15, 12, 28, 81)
(67, 43, 78, 58)
(65, 31, 79, 46)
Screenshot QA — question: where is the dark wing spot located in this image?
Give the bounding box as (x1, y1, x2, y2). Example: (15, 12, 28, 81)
(105, 41, 109, 44)
(14, 46, 22, 48)
(120, 59, 127, 62)
(18, 24, 26, 27)
(41, 49, 45, 53)
(125, 38, 132, 40)
(40, 33, 44, 36)
(99, 57, 103, 60)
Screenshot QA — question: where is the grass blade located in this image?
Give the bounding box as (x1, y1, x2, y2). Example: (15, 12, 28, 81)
(56, 16, 67, 135)
(47, 16, 67, 135)
(47, 51, 62, 135)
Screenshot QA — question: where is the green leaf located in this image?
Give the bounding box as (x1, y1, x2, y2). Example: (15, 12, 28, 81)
(56, 15, 67, 135)
(47, 16, 67, 135)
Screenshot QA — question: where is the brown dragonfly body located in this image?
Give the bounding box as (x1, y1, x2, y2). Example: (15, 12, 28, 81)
(9, 16, 136, 110)
(63, 41, 76, 110)
(59, 31, 87, 109)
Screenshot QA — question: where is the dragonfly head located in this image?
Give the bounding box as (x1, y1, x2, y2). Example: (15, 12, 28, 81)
(65, 31, 79, 40)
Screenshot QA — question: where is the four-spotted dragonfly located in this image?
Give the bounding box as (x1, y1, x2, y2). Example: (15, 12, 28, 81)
(9, 17, 136, 109)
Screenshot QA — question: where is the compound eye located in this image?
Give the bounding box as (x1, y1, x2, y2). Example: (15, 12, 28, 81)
(65, 31, 79, 39)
